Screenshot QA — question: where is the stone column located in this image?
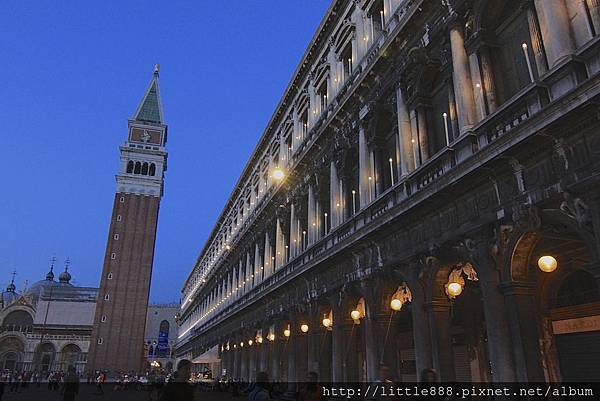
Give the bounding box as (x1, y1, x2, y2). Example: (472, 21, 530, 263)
(275, 219, 285, 270)
(500, 282, 545, 381)
(233, 342, 240, 380)
(248, 342, 256, 382)
(408, 279, 433, 376)
(589, 0, 600, 34)
(534, 0, 575, 68)
(427, 299, 455, 381)
(396, 85, 415, 176)
(270, 335, 280, 382)
(287, 323, 298, 391)
(524, 2, 549, 77)
(362, 286, 381, 383)
(450, 21, 477, 134)
(331, 302, 345, 382)
(289, 204, 297, 258)
(475, 248, 516, 382)
(468, 52, 486, 121)
(359, 124, 372, 207)
(330, 161, 341, 229)
(416, 106, 430, 162)
(307, 313, 320, 374)
(258, 340, 268, 374)
(308, 185, 317, 245)
(478, 47, 498, 113)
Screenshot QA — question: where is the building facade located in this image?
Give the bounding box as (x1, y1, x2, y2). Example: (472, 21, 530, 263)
(144, 303, 179, 372)
(177, 0, 600, 384)
(0, 264, 97, 374)
(88, 65, 169, 374)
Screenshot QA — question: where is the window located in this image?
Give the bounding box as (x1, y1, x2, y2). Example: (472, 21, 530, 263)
(116, 215, 122, 222)
(114, 234, 119, 240)
(149, 163, 156, 176)
(134, 161, 141, 174)
(107, 272, 113, 280)
(126, 161, 134, 174)
(120, 196, 125, 203)
(104, 294, 110, 301)
(101, 315, 107, 322)
(142, 162, 149, 175)
(111, 253, 116, 260)
(97, 338, 103, 345)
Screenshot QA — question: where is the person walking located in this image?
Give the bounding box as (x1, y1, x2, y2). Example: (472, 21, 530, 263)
(61, 366, 79, 401)
(95, 370, 105, 395)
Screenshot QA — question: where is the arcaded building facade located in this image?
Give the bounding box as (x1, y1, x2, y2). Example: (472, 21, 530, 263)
(177, 0, 600, 384)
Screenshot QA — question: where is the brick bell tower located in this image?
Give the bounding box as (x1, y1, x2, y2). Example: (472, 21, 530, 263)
(88, 65, 168, 373)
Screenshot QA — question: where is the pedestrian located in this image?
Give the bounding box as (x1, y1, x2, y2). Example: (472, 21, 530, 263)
(95, 370, 105, 395)
(61, 366, 79, 401)
(158, 359, 194, 401)
(247, 372, 270, 401)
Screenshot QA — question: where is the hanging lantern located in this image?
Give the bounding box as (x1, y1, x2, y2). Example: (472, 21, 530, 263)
(538, 255, 558, 273)
(390, 298, 403, 311)
(390, 282, 412, 311)
(300, 324, 309, 333)
(248, 339, 253, 346)
(351, 298, 366, 323)
(445, 264, 478, 300)
(268, 325, 275, 341)
(283, 324, 291, 338)
(240, 341, 244, 348)
(322, 310, 333, 330)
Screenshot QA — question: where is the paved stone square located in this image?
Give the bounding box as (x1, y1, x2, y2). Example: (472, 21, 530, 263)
(1, 384, 238, 401)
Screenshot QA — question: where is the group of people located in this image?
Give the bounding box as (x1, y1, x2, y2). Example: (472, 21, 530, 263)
(0, 365, 79, 401)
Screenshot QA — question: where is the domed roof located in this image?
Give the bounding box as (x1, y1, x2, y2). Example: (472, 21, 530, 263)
(59, 268, 71, 284)
(1, 273, 18, 307)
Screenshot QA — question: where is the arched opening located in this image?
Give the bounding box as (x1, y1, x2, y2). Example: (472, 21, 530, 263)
(59, 344, 82, 372)
(157, 320, 170, 357)
(134, 161, 141, 174)
(149, 163, 156, 176)
(428, 262, 489, 382)
(508, 210, 600, 382)
(142, 162, 149, 175)
(34, 342, 56, 373)
(0, 337, 25, 371)
(2, 310, 34, 327)
(126, 160, 134, 173)
(378, 279, 418, 382)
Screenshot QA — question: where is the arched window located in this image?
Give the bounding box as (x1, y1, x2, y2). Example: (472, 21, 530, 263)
(126, 161, 134, 174)
(142, 162, 149, 175)
(2, 310, 34, 327)
(149, 163, 156, 176)
(134, 162, 141, 174)
(554, 270, 600, 308)
(159, 320, 170, 335)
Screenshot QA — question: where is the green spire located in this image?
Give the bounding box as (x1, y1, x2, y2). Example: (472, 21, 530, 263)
(132, 64, 165, 124)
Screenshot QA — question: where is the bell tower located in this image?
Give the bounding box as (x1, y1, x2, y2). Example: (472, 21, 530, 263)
(88, 65, 168, 373)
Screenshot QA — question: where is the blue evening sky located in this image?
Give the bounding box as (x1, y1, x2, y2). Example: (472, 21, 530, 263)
(0, 1, 331, 303)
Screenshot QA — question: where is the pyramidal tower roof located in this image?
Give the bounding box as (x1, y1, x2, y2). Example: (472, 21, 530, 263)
(132, 64, 165, 125)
